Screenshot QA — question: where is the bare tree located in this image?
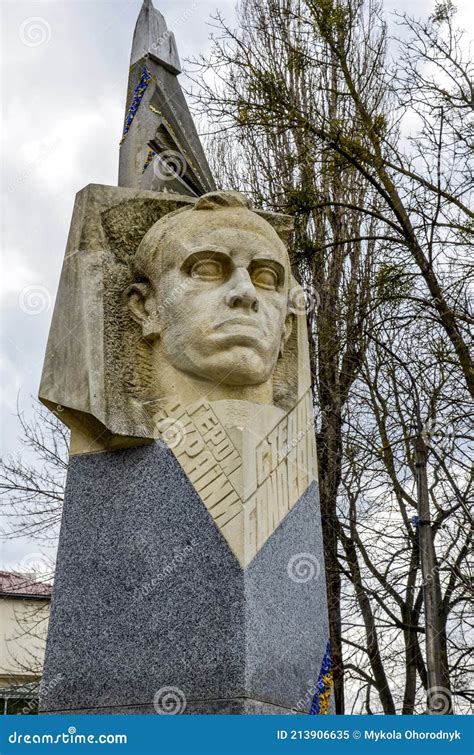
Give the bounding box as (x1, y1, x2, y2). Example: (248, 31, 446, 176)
(190, 0, 473, 712)
(192, 0, 389, 712)
(194, 0, 473, 395)
(340, 316, 473, 713)
(0, 404, 65, 685)
(0, 401, 67, 543)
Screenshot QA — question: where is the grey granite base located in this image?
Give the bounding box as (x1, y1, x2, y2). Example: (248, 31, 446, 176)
(40, 442, 329, 714)
(45, 699, 298, 715)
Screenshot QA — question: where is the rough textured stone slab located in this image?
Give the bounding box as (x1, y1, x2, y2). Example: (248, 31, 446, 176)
(46, 699, 298, 715)
(40, 443, 329, 714)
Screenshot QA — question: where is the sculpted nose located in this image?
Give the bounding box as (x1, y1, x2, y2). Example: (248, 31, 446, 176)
(225, 268, 259, 312)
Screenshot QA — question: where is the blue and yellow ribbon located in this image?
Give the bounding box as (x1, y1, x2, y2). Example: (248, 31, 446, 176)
(310, 640, 333, 714)
(120, 65, 152, 143)
(142, 147, 156, 173)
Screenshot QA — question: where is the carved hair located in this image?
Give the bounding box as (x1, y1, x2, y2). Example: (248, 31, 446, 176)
(133, 190, 269, 282)
(192, 190, 252, 212)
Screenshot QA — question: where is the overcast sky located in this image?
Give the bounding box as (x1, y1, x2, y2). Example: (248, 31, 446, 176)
(1, 0, 472, 571)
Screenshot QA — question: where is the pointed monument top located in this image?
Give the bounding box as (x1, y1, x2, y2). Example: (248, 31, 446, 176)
(131, 0, 181, 74)
(119, 0, 215, 194)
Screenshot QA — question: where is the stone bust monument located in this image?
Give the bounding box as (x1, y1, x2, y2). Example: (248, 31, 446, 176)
(39, 183, 316, 563)
(126, 191, 294, 410)
(39, 2, 328, 718)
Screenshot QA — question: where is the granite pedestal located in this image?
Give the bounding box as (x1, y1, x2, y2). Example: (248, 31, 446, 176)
(40, 443, 329, 714)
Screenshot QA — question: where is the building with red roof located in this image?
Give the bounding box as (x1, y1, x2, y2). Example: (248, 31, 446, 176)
(0, 571, 52, 714)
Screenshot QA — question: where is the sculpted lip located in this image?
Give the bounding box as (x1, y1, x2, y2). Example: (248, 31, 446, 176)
(213, 316, 262, 331)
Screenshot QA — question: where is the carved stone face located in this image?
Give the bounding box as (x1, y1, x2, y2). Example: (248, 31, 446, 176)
(129, 204, 293, 387)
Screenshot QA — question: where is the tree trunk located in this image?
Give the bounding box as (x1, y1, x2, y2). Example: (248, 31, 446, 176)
(415, 434, 452, 713)
(342, 532, 396, 714)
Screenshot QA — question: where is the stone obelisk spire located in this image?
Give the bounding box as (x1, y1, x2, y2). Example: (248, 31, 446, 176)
(118, 0, 215, 196)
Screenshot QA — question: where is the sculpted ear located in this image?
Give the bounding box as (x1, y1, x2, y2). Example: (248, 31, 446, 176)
(126, 281, 161, 341)
(279, 310, 294, 358)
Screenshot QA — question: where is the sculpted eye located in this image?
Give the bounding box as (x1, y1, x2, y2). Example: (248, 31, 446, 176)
(251, 266, 279, 291)
(190, 259, 224, 281)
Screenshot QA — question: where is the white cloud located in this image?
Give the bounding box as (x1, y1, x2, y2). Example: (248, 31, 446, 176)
(1, 0, 471, 563)
(22, 111, 108, 190)
(0, 254, 38, 299)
